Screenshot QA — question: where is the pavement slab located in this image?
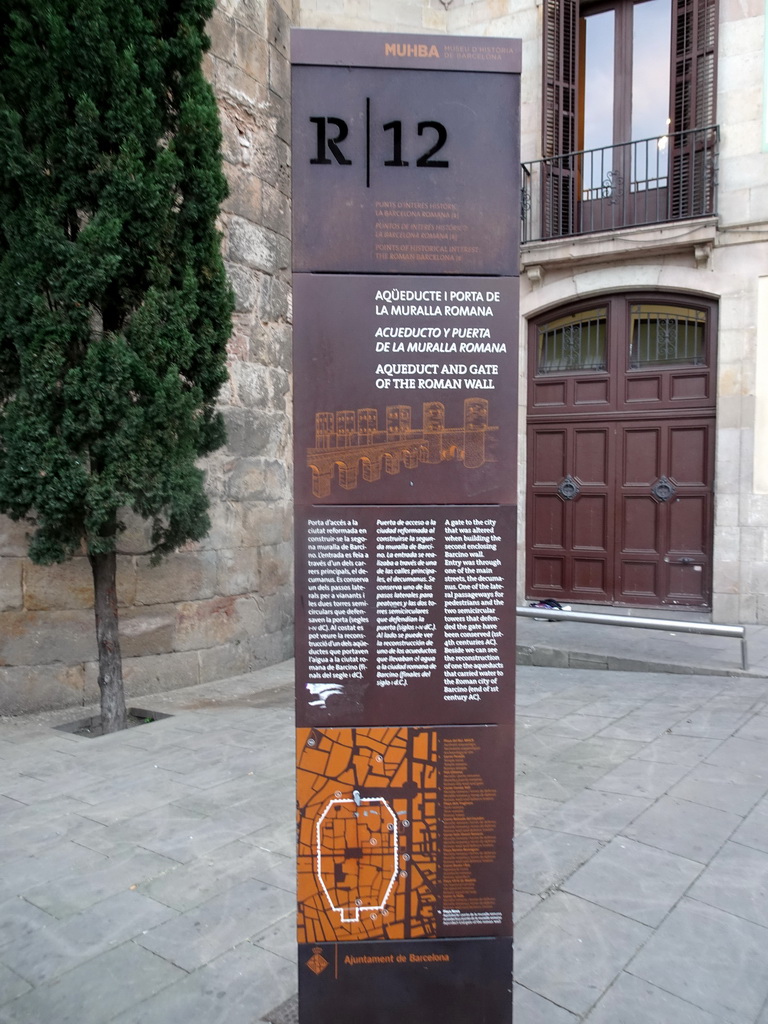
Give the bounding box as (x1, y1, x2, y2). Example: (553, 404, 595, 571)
(534, 713, 618, 741)
(583, 972, 724, 1024)
(0, 890, 178, 986)
(687, 840, 768, 928)
(514, 827, 601, 895)
(668, 761, 768, 816)
(0, 964, 31, 1008)
(622, 793, 742, 863)
(2, 656, 768, 1022)
(670, 705, 756, 739)
(513, 983, 579, 1022)
(562, 836, 703, 926)
(136, 877, 294, 972)
(108, 942, 296, 1024)
(514, 890, 652, 1017)
(733, 711, 768, 742)
(22, 849, 179, 919)
(138, 838, 291, 913)
(0, 942, 185, 1024)
(516, 758, 610, 802)
(535, 788, 652, 841)
(629, 897, 768, 1023)
(251, 910, 297, 962)
(514, 793, 563, 832)
(590, 756, 692, 800)
(513, 889, 541, 923)
(731, 795, 768, 854)
(558, 736, 649, 769)
(704, 735, 768, 773)
(632, 733, 723, 766)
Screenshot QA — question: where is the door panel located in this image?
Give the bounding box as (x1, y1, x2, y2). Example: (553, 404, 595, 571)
(531, 555, 565, 590)
(617, 419, 713, 606)
(621, 560, 658, 598)
(527, 417, 714, 607)
(573, 556, 607, 595)
(669, 424, 707, 483)
(622, 427, 661, 484)
(574, 430, 608, 484)
(532, 430, 566, 483)
(527, 423, 612, 603)
(668, 563, 706, 602)
(531, 494, 565, 547)
(622, 496, 659, 553)
(572, 495, 607, 549)
(669, 495, 707, 552)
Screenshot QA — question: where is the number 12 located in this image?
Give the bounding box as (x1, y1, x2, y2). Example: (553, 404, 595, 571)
(383, 120, 449, 168)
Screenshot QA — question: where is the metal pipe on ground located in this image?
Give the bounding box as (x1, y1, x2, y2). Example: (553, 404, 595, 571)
(516, 606, 748, 671)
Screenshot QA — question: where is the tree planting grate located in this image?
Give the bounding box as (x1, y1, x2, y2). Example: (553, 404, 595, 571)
(261, 993, 298, 1024)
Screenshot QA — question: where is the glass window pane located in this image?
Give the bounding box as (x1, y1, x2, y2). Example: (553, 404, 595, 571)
(632, 0, 671, 142)
(538, 308, 608, 374)
(632, 0, 671, 189)
(583, 10, 615, 154)
(630, 303, 706, 367)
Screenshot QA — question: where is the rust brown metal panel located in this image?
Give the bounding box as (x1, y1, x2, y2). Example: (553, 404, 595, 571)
(300, 937, 513, 1024)
(293, 275, 518, 508)
(295, 504, 516, 729)
(291, 29, 521, 73)
(292, 31, 519, 1022)
(292, 66, 520, 275)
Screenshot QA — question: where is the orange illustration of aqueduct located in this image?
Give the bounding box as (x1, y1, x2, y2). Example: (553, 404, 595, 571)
(307, 399, 496, 498)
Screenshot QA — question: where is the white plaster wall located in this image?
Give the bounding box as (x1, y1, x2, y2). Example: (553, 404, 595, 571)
(717, 0, 768, 227)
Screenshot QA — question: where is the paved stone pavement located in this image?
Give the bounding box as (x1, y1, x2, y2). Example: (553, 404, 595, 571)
(2, 654, 768, 1023)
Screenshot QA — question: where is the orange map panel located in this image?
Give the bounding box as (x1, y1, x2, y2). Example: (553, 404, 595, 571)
(297, 726, 439, 942)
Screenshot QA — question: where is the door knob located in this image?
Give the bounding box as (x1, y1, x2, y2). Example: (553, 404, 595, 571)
(651, 475, 676, 502)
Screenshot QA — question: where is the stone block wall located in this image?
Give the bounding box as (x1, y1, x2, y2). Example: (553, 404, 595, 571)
(0, 0, 298, 716)
(299, 0, 448, 32)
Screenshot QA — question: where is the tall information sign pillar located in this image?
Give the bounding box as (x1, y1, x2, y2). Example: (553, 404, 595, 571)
(292, 30, 521, 1024)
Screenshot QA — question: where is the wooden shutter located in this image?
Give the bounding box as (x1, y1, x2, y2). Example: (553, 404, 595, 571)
(542, 0, 579, 236)
(543, 0, 578, 157)
(670, 0, 718, 217)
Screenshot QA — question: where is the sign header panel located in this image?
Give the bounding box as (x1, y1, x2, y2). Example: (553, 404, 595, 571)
(292, 29, 522, 73)
(293, 65, 520, 274)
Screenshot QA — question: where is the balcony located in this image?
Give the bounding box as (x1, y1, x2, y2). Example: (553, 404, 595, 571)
(522, 126, 719, 244)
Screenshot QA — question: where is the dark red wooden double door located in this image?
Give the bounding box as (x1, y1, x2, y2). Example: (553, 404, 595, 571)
(526, 296, 716, 608)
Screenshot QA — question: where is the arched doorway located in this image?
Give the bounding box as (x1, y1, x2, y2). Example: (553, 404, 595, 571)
(526, 294, 716, 608)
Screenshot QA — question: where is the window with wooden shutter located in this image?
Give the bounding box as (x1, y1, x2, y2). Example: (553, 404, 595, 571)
(540, 0, 718, 234)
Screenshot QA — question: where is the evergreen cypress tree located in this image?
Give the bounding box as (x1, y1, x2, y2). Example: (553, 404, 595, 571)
(0, 0, 234, 731)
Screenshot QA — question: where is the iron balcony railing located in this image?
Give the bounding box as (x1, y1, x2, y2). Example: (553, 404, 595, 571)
(521, 125, 719, 243)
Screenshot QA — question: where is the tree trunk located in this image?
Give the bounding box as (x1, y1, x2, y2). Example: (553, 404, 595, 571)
(89, 550, 127, 733)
